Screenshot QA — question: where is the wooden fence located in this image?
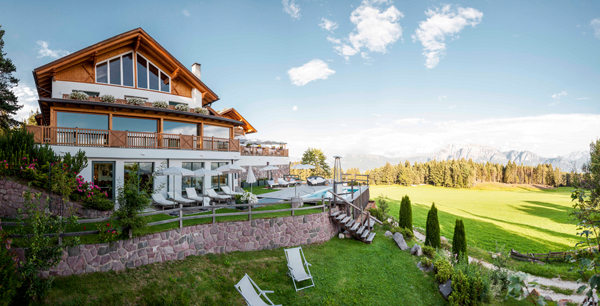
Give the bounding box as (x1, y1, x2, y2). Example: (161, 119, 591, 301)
(510, 249, 571, 264)
(2, 198, 329, 243)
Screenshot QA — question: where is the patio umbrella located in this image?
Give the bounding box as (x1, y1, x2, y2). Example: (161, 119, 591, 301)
(215, 164, 246, 195)
(155, 167, 194, 199)
(192, 169, 222, 195)
(261, 165, 279, 180)
(246, 167, 257, 194)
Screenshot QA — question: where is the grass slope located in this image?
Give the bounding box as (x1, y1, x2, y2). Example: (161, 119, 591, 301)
(42, 231, 451, 306)
(371, 184, 577, 253)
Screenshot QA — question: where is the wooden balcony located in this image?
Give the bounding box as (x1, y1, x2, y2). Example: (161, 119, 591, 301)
(241, 146, 288, 157)
(25, 126, 240, 152)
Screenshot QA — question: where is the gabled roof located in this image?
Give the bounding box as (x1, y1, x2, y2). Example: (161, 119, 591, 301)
(219, 108, 257, 134)
(32, 28, 219, 105)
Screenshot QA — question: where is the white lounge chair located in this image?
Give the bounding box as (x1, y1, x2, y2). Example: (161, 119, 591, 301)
(206, 188, 231, 204)
(277, 178, 290, 188)
(235, 274, 281, 306)
(152, 193, 177, 210)
(185, 188, 205, 206)
(285, 246, 315, 291)
(288, 178, 300, 186)
(267, 180, 279, 189)
(168, 191, 195, 206)
(222, 186, 243, 196)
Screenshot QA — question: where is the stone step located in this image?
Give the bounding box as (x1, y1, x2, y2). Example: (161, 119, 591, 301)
(356, 226, 365, 235)
(350, 223, 359, 231)
(331, 211, 342, 217)
(361, 229, 370, 239)
(346, 220, 354, 229)
(366, 232, 376, 242)
(335, 214, 346, 221)
(340, 216, 351, 224)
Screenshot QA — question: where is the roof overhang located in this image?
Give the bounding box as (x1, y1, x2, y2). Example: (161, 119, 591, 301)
(219, 108, 257, 134)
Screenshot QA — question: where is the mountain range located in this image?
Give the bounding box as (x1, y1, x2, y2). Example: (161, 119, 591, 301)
(341, 144, 589, 172)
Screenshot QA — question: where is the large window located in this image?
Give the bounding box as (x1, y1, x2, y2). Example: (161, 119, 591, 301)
(56, 112, 108, 130)
(203, 125, 230, 138)
(96, 52, 134, 87)
(93, 162, 115, 200)
(163, 121, 197, 135)
(136, 54, 170, 93)
(211, 162, 228, 190)
(124, 162, 154, 194)
(182, 162, 204, 195)
(112, 117, 157, 132)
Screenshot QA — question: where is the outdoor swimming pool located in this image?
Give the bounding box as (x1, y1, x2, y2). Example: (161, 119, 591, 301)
(301, 187, 363, 199)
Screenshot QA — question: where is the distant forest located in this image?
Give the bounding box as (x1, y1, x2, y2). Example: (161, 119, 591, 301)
(344, 159, 579, 188)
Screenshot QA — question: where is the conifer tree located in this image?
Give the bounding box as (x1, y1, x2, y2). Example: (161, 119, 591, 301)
(0, 26, 22, 130)
(425, 203, 441, 248)
(452, 219, 467, 259)
(399, 195, 413, 230)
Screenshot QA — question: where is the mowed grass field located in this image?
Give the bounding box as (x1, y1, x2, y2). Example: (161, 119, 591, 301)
(370, 184, 578, 253)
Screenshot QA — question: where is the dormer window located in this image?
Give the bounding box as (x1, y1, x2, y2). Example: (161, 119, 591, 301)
(136, 54, 170, 93)
(95, 52, 134, 87)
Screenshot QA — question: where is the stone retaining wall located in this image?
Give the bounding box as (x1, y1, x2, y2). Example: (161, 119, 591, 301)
(0, 178, 112, 219)
(37, 211, 338, 277)
(239, 165, 290, 183)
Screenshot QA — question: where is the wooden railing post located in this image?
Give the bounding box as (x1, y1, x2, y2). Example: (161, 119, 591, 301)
(212, 207, 216, 223)
(212, 136, 215, 151)
(248, 204, 252, 221)
(179, 204, 183, 228)
(322, 195, 326, 213)
(291, 203, 295, 216)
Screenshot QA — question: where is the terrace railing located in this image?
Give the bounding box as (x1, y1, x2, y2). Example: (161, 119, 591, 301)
(25, 126, 240, 153)
(241, 146, 289, 157)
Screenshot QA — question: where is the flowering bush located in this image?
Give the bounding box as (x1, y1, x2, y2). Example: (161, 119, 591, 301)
(126, 98, 145, 106)
(97, 222, 120, 243)
(99, 94, 115, 103)
(152, 101, 168, 108)
(174, 103, 190, 112)
(72, 175, 114, 211)
(194, 107, 209, 115)
(235, 191, 258, 204)
(68, 91, 89, 101)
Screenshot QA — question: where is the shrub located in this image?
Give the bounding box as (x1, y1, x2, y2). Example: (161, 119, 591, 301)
(174, 103, 190, 112)
(380, 221, 393, 232)
(420, 257, 432, 268)
(448, 269, 470, 305)
(126, 98, 145, 106)
(452, 219, 467, 259)
(195, 107, 209, 115)
(62, 149, 88, 174)
(97, 222, 120, 243)
(0, 225, 21, 306)
(68, 91, 89, 101)
(399, 195, 413, 230)
(434, 258, 452, 283)
(115, 175, 152, 237)
(425, 203, 441, 248)
(377, 194, 389, 217)
(152, 101, 168, 108)
(14, 190, 79, 301)
(452, 260, 492, 304)
(392, 226, 414, 240)
(99, 94, 115, 103)
(367, 208, 384, 223)
(422, 245, 435, 258)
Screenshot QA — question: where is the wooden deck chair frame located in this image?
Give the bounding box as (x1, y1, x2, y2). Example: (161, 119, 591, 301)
(234, 273, 281, 306)
(284, 246, 315, 291)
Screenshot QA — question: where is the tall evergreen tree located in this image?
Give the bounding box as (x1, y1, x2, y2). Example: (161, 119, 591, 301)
(425, 203, 441, 248)
(0, 26, 21, 130)
(452, 219, 467, 259)
(398, 195, 413, 230)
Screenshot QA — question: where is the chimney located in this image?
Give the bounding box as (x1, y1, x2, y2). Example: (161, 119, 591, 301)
(192, 63, 201, 80)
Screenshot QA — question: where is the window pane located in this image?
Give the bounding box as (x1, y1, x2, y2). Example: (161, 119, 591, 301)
(56, 112, 108, 129)
(122, 53, 134, 87)
(182, 162, 204, 195)
(93, 162, 114, 200)
(137, 55, 147, 88)
(139, 162, 153, 194)
(149, 64, 159, 90)
(203, 125, 230, 138)
(109, 58, 121, 85)
(160, 71, 170, 92)
(96, 62, 107, 83)
(112, 117, 157, 132)
(163, 121, 197, 135)
(211, 162, 228, 189)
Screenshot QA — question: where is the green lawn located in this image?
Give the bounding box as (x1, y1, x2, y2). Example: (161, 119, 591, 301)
(370, 184, 578, 253)
(38, 228, 530, 306)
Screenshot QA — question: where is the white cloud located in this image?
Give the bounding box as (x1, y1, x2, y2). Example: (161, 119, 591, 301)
(287, 59, 335, 86)
(319, 18, 339, 32)
(36, 41, 70, 59)
(394, 118, 427, 126)
(275, 76, 281, 81)
(12, 84, 39, 121)
(591, 18, 600, 39)
(327, 36, 342, 44)
(449, 105, 457, 109)
(577, 97, 591, 100)
(282, 0, 301, 20)
(438, 95, 447, 101)
(292, 106, 298, 111)
(330, 0, 403, 60)
(550, 91, 568, 105)
(182, 9, 190, 17)
(412, 5, 483, 69)
(360, 52, 370, 59)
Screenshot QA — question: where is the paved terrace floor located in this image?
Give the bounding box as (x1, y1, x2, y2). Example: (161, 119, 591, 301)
(257, 185, 332, 200)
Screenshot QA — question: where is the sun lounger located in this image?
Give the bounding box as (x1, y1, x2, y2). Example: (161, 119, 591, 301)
(185, 188, 205, 205)
(234, 274, 281, 306)
(287, 178, 300, 186)
(267, 180, 279, 188)
(151, 193, 177, 210)
(168, 191, 196, 206)
(206, 188, 230, 204)
(222, 186, 243, 196)
(285, 246, 315, 291)
(277, 178, 290, 187)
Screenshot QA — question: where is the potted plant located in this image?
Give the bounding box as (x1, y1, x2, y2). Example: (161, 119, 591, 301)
(100, 94, 115, 103)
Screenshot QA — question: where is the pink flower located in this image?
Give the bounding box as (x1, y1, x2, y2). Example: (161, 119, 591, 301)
(87, 195, 91, 198)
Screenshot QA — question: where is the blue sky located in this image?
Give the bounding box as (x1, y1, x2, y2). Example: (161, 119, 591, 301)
(2, 0, 599, 159)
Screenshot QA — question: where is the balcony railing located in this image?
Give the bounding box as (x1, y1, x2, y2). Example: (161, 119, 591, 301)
(25, 126, 240, 152)
(241, 146, 288, 157)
